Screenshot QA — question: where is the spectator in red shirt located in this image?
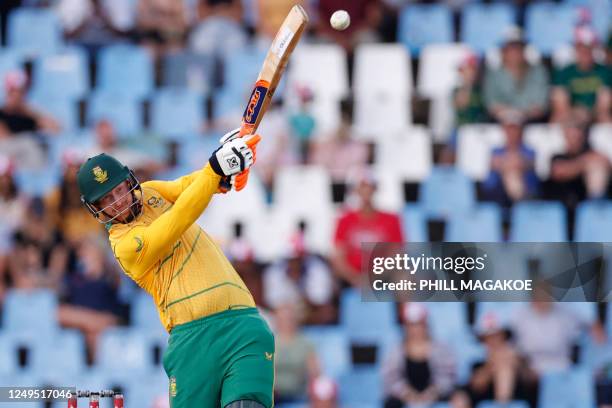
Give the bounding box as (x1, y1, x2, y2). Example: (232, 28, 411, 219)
(331, 171, 403, 287)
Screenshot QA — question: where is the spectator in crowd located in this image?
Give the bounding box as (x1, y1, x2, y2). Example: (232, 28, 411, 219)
(482, 118, 538, 208)
(607, 30, 612, 66)
(310, 102, 368, 202)
(331, 171, 403, 287)
(58, 236, 122, 363)
(549, 119, 611, 210)
(468, 313, 539, 408)
(45, 150, 101, 246)
(263, 225, 335, 324)
(484, 27, 549, 124)
(382, 304, 457, 408)
(316, 0, 383, 51)
(226, 228, 265, 307)
(309, 376, 339, 408)
(135, 0, 188, 57)
(188, 0, 246, 56)
(9, 198, 69, 290)
(511, 283, 606, 375)
(0, 71, 60, 137)
(551, 26, 611, 126)
(273, 302, 321, 404)
(257, 0, 309, 39)
(289, 85, 317, 164)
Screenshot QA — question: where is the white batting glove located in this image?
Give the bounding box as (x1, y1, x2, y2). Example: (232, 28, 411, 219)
(208, 134, 261, 177)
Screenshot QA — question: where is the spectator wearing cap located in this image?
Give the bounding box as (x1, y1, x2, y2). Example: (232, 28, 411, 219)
(468, 313, 539, 408)
(331, 171, 404, 287)
(482, 118, 539, 209)
(0, 71, 60, 138)
(272, 302, 322, 404)
(548, 119, 610, 211)
(134, 0, 188, 58)
(483, 27, 550, 124)
(381, 304, 457, 408)
(551, 26, 611, 125)
(263, 226, 335, 324)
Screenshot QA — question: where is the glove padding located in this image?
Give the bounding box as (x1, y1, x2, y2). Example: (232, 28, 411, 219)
(209, 134, 261, 177)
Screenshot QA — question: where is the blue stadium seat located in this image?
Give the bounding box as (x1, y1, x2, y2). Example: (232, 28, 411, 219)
(421, 302, 471, 342)
(608, 303, 612, 338)
(338, 368, 382, 406)
(453, 335, 486, 385)
(402, 204, 428, 242)
(7, 8, 62, 57)
(510, 201, 567, 242)
(539, 368, 595, 408)
(162, 51, 214, 93)
(0, 334, 19, 376)
(96, 328, 152, 379)
(461, 3, 517, 53)
(525, 2, 577, 55)
(303, 326, 351, 377)
(97, 44, 153, 99)
(32, 48, 89, 100)
(29, 93, 79, 132)
(132, 291, 166, 335)
(579, 337, 612, 372)
(574, 200, 612, 242)
(150, 88, 205, 140)
(30, 330, 87, 381)
(124, 371, 168, 407)
(3, 289, 59, 336)
(176, 135, 220, 169)
(419, 166, 475, 218)
(477, 401, 529, 408)
(563, 0, 611, 41)
(88, 91, 143, 136)
(446, 203, 503, 242)
(398, 4, 453, 54)
(339, 289, 398, 345)
(221, 47, 268, 95)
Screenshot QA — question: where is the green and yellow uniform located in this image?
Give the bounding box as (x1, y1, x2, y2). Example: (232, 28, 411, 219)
(108, 164, 274, 408)
(553, 63, 611, 109)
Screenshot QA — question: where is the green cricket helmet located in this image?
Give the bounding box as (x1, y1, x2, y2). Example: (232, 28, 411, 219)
(77, 153, 142, 223)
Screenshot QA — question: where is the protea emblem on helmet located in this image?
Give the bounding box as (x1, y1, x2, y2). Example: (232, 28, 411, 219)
(92, 166, 108, 183)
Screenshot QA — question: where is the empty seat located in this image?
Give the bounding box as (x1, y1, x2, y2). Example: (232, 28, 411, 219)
(30, 330, 87, 381)
(397, 4, 453, 54)
(31, 48, 89, 100)
(7, 8, 62, 57)
(371, 167, 405, 213)
(273, 165, 333, 215)
(338, 368, 382, 406)
(131, 291, 165, 335)
(29, 94, 79, 132)
(525, 2, 577, 55)
(510, 201, 568, 242)
(0, 335, 18, 376)
(446, 203, 503, 242)
(162, 51, 214, 93)
(574, 200, 612, 242)
(150, 88, 205, 140)
(589, 124, 612, 163)
(88, 91, 143, 136)
(461, 3, 517, 54)
(3, 289, 58, 336)
(221, 47, 268, 96)
(13, 166, 62, 196)
(539, 368, 595, 408)
(523, 124, 565, 179)
(456, 124, 505, 181)
(477, 401, 529, 408)
(96, 328, 152, 377)
(402, 205, 428, 243)
(419, 166, 475, 218)
(339, 289, 398, 345)
(303, 326, 350, 377)
(420, 302, 471, 342)
(97, 44, 153, 99)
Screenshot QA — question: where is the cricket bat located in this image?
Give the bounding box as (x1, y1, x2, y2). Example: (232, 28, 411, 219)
(231, 5, 309, 191)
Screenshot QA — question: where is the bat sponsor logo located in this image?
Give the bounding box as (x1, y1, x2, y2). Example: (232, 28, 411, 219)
(243, 81, 269, 125)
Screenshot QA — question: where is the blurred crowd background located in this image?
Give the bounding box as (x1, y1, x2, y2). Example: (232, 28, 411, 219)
(0, 0, 611, 407)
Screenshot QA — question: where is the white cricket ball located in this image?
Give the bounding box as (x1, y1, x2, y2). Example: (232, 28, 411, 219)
(330, 10, 350, 31)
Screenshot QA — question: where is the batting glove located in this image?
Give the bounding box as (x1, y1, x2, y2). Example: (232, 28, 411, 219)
(209, 134, 261, 177)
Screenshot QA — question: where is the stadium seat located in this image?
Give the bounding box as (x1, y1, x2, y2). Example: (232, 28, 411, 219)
(162, 51, 214, 93)
(31, 48, 89, 101)
(477, 401, 529, 408)
(0, 334, 19, 376)
(539, 368, 595, 408)
(88, 91, 143, 136)
(29, 94, 79, 132)
(574, 200, 612, 242)
(96, 328, 152, 378)
(564, 0, 611, 41)
(419, 166, 475, 218)
(523, 124, 565, 179)
(402, 205, 428, 242)
(397, 4, 453, 54)
(339, 289, 398, 345)
(371, 167, 405, 213)
(131, 291, 166, 335)
(510, 201, 568, 242)
(461, 3, 517, 54)
(420, 302, 471, 342)
(3, 289, 59, 336)
(124, 371, 169, 407)
(374, 127, 432, 182)
(7, 7, 62, 57)
(97, 44, 153, 99)
(525, 2, 577, 55)
(30, 330, 87, 381)
(456, 124, 505, 181)
(303, 326, 351, 377)
(189, 16, 248, 57)
(589, 124, 612, 163)
(273, 165, 333, 215)
(446, 203, 503, 242)
(608, 303, 612, 337)
(150, 88, 205, 140)
(13, 166, 62, 196)
(579, 337, 612, 372)
(220, 47, 267, 96)
(353, 44, 412, 136)
(338, 368, 382, 406)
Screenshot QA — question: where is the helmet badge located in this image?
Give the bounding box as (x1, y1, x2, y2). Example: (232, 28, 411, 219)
(92, 166, 109, 184)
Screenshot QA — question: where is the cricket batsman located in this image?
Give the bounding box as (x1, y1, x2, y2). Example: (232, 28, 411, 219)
(76, 130, 274, 408)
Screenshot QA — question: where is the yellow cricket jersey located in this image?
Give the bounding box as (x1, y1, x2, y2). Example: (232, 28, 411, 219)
(108, 164, 255, 332)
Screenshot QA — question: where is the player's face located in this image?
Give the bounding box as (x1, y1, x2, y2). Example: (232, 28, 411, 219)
(96, 181, 133, 223)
